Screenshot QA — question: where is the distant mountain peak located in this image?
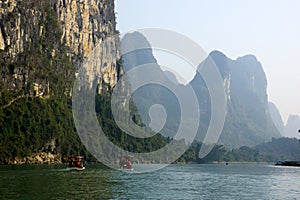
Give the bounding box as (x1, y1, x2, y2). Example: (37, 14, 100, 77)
(236, 54, 258, 63)
(268, 103, 300, 139)
(121, 31, 153, 55)
(121, 31, 157, 71)
(285, 114, 300, 139)
(209, 50, 227, 58)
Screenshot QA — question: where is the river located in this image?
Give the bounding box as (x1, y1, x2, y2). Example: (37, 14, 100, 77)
(1, 164, 299, 199)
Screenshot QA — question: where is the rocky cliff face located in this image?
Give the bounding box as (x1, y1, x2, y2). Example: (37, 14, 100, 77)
(0, 0, 120, 97)
(188, 51, 278, 147)
(204, 52, 281, 147)
(0, 0, 121, 164)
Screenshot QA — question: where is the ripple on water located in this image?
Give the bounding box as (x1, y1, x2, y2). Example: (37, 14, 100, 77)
(1, 164, 300, 199)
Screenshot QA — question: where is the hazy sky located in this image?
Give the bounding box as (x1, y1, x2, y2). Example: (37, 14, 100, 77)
(115, 0, 300, 124)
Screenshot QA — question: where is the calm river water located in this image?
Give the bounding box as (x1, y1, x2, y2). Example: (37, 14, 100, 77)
(1, 164, 300, 199)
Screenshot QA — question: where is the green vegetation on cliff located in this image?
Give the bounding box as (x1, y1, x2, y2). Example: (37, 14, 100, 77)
(0, 97, 85, 163)
(0, 92, 171, 164)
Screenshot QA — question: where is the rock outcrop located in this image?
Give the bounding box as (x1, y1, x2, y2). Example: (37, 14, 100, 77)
(8, 152, 62, 165)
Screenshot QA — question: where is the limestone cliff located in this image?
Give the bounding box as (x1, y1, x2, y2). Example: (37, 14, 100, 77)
(121, 32, 281, 147)
(0, 0, 121, 164)
(0, 0, 121, 97)
(192, 51, 281, 147)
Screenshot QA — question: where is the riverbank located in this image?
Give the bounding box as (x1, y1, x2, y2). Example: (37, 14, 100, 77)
(2, 158, 275, 165)
(211, 161, 274, 165)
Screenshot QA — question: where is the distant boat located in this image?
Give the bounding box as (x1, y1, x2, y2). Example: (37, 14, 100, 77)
(67, 156, 85, 171)
(275, 161, 300, 167)
(119, 155, 134, 171)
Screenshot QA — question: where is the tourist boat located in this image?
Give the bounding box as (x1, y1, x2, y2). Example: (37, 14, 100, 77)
(119, 155, 134, 171)
(275, 161, 300, 167)
(67, 156, 85, 170)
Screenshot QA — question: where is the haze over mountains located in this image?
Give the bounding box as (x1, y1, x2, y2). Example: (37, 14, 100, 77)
(122, 32, 282, 148)
(269, 102, 300, 139)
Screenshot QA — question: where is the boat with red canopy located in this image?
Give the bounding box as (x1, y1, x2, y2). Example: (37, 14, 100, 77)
(119, 155, 134, 170)
(67, 156, 85, 170)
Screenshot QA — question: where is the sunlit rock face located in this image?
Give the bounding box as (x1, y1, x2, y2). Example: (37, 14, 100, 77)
(0, 0, 121, 96)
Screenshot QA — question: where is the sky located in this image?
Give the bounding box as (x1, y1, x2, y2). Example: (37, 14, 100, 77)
(115, 0, 300, 124)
